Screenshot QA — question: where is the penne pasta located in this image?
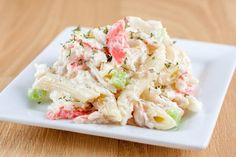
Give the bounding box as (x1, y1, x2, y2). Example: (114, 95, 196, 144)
(133, 100, 177, 130)
(117, 71, 155, 125)
(33, 73, 100, 102)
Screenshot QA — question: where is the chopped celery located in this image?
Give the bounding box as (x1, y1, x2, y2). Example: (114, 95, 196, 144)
(109, 69, 127, 90)
(166, 107, 183, 124)
(28, 88, 49, 103)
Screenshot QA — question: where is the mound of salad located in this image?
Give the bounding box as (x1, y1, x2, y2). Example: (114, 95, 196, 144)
(28, 16, 201, 130)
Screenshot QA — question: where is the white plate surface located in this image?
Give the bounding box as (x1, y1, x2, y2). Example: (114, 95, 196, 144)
(0, 27, 235, 150)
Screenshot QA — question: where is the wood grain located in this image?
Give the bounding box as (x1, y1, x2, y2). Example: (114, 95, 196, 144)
(0, 0, 235, 156)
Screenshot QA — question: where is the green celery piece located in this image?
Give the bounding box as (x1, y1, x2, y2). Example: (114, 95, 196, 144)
(166, 107, 182, 124)
(109, 70, 127, 90)
(28, 88, 49, 103)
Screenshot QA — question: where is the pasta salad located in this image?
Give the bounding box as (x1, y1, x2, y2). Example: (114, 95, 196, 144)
(28, 16, 201, 130)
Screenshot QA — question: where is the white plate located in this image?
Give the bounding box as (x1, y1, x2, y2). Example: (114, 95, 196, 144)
(0, 27, 235, 150)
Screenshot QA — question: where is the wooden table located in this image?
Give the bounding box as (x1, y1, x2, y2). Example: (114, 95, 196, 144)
(0, 0, 235, 156)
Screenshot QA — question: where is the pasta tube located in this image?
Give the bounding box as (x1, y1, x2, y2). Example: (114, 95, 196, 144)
(133, 100, 177, 130)
(33, 73, 100, 102)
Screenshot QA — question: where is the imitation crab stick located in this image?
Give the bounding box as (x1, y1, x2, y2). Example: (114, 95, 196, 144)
(106, 19, 129, 64)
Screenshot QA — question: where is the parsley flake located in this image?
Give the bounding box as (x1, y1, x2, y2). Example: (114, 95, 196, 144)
(130, 32, 134, 39)
(184, 94, 189, 97)
(108, 69, 113, 74)
(124, 57, 128, 64)
(73, 26, 81, 32)
(84, 30, 94, 38)
(165, 62, 171, 68)
(66, 51, 71, 58)
(61, 43, 66, 49)
(103, 27, 108, 34)
(106, 54, 112, 62)
(137, 36, 144, 41)
(79, 41, 84, 47)
(150, 32, 154, 38)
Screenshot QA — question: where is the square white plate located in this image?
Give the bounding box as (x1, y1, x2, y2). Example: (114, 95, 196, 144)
(0, 27, 235, 150)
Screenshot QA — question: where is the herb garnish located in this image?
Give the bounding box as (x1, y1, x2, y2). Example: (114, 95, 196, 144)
(150, 32, 154, 38)
(66, 51, 71, 58)
(130, 32, 134, 39)
(70, 34, 76, 41)
(61, 43, 66, 49)
(124, 57, 127, 64)
(108, 69, 113, 74)
(106, 54, 112, 62)
(73, 26, 81, 32)
(137, 36, 144, 41)
(184, 94, 189, 97)
(103, 27, 108, 34)
(165, 62, 171, 68)
(84, 30, 94, 38)
(69, 38, 76, 42)
(79, 40, 84, 47)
